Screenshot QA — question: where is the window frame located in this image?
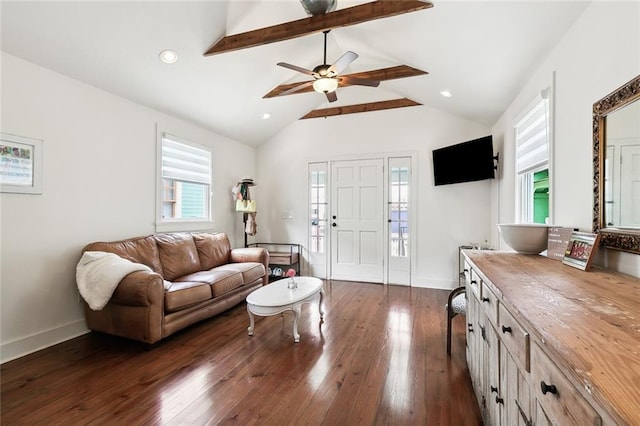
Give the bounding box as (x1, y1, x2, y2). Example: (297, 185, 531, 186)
(514, 85, 554, 225)
(156, 127, 214, 233)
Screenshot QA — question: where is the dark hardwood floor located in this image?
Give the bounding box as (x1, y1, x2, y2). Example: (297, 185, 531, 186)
(1, 281, 481, 425)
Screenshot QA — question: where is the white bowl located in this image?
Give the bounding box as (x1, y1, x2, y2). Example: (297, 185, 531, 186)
(497, 223, 550, 254)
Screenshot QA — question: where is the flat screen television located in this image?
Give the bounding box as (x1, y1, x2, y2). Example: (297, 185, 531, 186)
(432, 135, 495, 186)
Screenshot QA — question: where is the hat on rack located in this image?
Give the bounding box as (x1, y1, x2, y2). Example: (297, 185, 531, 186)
(238, 177, 256, 186)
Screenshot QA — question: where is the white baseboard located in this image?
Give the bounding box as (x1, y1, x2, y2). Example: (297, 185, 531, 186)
(410, 277, 458, 290)
(1, 320, 89, 364)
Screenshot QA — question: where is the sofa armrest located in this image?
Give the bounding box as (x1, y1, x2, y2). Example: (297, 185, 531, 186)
(84, 270, 165, 344)
(109, 270, 164, 306)
(231, 247, 269, 285)
(230, 247, 269, 265)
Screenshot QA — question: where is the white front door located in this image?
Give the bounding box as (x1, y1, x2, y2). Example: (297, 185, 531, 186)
(330, 159, 384, 282)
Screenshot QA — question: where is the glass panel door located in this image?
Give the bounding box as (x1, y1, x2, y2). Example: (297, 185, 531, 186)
(388, 157, 411, 285)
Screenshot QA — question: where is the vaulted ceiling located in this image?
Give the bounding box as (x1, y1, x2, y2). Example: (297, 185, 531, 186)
(0, 1, 589, 146)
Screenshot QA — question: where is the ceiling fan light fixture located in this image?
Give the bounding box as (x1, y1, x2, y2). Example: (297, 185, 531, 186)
(299, 0, 337, 16)
(313, 77, 338, 93)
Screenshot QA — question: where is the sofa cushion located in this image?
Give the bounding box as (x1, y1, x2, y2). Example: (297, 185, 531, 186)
(155, 233, 202, 281)
(84, 235, 163, 276)
(214, 262, 265, 286)
(193, 233, 231, 270)
(164, 281, 212, 312)
(177, 268, 244, 297)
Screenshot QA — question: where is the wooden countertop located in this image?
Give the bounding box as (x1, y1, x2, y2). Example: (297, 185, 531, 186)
(463, 250, 640, 425)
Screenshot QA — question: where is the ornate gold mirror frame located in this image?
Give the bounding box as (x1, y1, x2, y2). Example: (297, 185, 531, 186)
(593, 74, 640, 254)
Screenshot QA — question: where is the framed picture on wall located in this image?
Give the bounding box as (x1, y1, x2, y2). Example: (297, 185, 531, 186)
(0, 133, 43, 194)
(562, 232, 601, 271)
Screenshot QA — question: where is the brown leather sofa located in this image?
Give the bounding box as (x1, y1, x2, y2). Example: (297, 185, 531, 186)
(81, 232, 268, 344)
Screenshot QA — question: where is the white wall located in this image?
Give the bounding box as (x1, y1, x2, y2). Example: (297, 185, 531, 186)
(0, 52, 256, 362)
(256, 105, 492, 289)
(491, 1, 640, 277)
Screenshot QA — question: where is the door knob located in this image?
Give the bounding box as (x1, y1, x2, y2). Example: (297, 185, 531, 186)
(332, 215, 337, 219)
(332, 223, 337, 227)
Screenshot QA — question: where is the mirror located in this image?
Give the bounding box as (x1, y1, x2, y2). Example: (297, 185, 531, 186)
(593, 74, 640, 254)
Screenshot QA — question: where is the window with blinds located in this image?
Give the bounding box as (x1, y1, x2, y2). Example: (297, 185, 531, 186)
(515, 94, 549, 175)
(160, 133, 212, 221)
(514, 89, 551, 224)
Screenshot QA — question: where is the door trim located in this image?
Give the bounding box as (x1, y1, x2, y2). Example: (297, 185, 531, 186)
(306, 151, 418, 285)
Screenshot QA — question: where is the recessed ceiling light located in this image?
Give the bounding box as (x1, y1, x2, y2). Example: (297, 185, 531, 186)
(440, 90, 452, 98)
(262, 112, 271, 120)
(159, 49, 178, 64)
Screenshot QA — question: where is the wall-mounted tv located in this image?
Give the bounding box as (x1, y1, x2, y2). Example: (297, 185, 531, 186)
(432, 135, 495, 186)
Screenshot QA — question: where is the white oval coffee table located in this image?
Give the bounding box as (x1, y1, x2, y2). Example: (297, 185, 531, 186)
(246, 276, 324, 343)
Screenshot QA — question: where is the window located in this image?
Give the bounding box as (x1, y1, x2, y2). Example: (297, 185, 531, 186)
(158, 132, 212, 228)
(309, 163, 327, 254)
(515, 89, 551, 224)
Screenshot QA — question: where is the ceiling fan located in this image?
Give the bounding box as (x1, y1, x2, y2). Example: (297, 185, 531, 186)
(277, 30, 380, 103)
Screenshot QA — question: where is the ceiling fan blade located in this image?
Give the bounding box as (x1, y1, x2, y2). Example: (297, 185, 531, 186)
(340, 75, 380, 88)
(277, 62, 315, 76)
(264, 65, 427, 98)
(326, 91, 338, 103)
(327, 51, 358, 75)
(279, 81, 315, 96)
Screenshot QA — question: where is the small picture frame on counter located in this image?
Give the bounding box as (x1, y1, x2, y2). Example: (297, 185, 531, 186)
(562, 232, 601, 271)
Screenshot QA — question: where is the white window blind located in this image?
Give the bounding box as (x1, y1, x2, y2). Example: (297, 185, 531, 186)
(162, 133, 211, 184)
(515, 93, 549, 175)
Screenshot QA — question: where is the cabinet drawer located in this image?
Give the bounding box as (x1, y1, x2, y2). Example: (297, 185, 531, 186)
(498, 303, 530, 372)
(479, 281, 498, 326)
(531, 343, 601, 426)
(468, 266, 481, 299)
(461, 261, 472, 284)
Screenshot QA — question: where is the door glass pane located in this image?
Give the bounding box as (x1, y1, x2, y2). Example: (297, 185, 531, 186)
(389, 164, 410, 258)
(309, 166, 328, 254)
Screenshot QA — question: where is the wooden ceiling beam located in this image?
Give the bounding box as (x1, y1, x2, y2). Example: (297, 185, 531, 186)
(205, 1, 433, 56)
(263, 65, 427, 98)
(300, 98, 421, 119)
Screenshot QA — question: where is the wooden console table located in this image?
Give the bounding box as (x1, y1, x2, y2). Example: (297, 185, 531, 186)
(462, 250, 640, 425)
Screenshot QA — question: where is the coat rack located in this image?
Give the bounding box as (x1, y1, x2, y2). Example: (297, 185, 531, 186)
(235, 178, 256, 247)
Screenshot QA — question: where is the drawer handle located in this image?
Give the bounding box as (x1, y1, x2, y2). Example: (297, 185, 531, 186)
(501, 325, 512, 334)
(495, 396, 504, 405)
(540, 381, 558, 395)
(471, 280, 477, 285)
(467, 323, 474, 333)
(482, 297, 490, 303)
(490, 386, 498, 394)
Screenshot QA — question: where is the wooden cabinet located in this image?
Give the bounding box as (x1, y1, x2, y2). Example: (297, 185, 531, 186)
(501, 341, 533, 426)
(498, 303, 530, 373)
(464, 263, 505, 426)
(531, 342, 601, 425)
(463, 251, 640, 425)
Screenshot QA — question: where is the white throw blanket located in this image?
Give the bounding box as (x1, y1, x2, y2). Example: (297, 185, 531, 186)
(76, 251, 152, 310)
